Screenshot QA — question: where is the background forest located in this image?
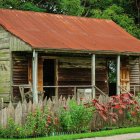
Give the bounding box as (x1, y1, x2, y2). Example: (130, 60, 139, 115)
(0, 0, 139, 39)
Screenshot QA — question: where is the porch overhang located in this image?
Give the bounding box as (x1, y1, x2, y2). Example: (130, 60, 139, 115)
(35, 48, 140, 56)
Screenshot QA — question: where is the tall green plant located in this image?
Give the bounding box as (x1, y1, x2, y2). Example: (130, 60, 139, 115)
(59, 100, 94, 132)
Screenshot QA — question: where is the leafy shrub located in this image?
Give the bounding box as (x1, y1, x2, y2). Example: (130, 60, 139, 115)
(0, 94, 139, 138)
(92, 93, 140, 123)
(23, 108, 51, 137)
(23, 107, 59, 137)
(0, 108, 57, 138)
(0, 118, 22, 138)
(59, 100, 94, 133)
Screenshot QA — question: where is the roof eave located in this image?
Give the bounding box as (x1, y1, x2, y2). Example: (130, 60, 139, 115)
(34, 48, 140, 56)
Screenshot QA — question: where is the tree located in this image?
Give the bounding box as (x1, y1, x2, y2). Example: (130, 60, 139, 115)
(91, 4, 140, 38)
(0, 0, 45, 12)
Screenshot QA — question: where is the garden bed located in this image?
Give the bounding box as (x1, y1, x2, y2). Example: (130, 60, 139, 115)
(0, 93, 140, 139)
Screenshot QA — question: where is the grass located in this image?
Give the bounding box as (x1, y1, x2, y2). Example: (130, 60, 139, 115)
(13, 127, 140, 140)
(0, 127, 140, 140)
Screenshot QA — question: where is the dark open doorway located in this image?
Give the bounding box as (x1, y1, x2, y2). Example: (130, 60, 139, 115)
(108, 59, 117, 96)
(43, 59, 55, 99)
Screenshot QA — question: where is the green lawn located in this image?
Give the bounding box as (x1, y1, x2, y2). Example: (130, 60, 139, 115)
(31, 127, 140, 140)
(1, 127, 140, 140)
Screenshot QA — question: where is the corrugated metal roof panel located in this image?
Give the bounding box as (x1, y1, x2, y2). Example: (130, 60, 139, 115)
(0, 9, 140, 53)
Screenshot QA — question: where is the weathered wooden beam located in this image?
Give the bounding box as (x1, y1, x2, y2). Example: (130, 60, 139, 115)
(32, 50, 38, 104)
(91, 54, 96, 98)
(0, 58, 10, 61)
(55, 59, 58, 98)
(117, 55, 120, 95)
(37, 49, 140, 56)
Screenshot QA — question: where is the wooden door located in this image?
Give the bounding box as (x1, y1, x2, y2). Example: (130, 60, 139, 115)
(38, 58, 43, 92)
(120, 67, 130, 93)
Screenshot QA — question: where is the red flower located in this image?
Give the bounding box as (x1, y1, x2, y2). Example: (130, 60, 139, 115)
(63, 105, 67, 110)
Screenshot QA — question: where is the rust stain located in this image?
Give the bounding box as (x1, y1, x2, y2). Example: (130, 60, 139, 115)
(0, 9, 140, 53)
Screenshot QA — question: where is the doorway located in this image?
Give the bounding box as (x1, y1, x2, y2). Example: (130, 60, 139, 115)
(43, 59, 55, 99)
(108, 59, 117, 96)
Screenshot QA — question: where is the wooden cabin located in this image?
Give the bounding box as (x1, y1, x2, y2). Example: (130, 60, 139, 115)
(0, 9, 140, 102)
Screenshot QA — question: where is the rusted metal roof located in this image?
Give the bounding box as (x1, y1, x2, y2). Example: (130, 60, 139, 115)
(0, 9, 140, 53)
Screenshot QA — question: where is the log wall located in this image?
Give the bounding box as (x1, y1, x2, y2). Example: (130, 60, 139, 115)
(12, 52, 29, 98)
(58, 56, 108, 97)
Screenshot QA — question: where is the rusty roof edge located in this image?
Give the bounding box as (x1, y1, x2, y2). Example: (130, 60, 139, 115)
(0, 8, 112, 22)
(35, 48, 140, 56)
(110, 21, 140, 41)
(0, 23, 33, 51)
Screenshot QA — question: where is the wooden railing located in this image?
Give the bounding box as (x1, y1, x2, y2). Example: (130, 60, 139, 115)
(119, 85, 140, 96)
(131, 85, 140, 96)
(12, 84, 107, 101)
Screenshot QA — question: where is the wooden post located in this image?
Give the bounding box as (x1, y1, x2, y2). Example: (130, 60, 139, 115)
(55, 59, 58, 98)
(32, 50, 38, 104)
(117, 55, 120, 95)
(134, 86, 136, 96)
(92, 54, 96, 98)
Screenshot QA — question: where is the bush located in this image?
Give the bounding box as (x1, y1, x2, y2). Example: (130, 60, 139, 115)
(0, 118, 22, 138)
(59, 100, 94, 133)
(0, 108, 56, 138)
(92, 93, 140, 123)
(0, 94, 139, 138)
(26, 109, 47, 137)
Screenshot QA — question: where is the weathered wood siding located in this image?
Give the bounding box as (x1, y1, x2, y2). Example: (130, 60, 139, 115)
(0, 27, 11, 101)
(96, 57, 108, 95)
(12, 52, 29, 98)
(10, 35, 31, 51)
(58, 57, 108, 97)
(0, 26, 32, 101)
(129, 57, 140, 93)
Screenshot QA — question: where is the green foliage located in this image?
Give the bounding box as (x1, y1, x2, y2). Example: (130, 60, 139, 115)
(108, 60, 116, 83)
(91, 4, 140, 38)
(59, 100, 93, 132)
(59, 0, 84, 16)
(0, 0, 21, 9)
(0, 0, 45, 12)
(0, 118, 22, 138)
(23, 108, 48, 137)
(20, 2, 46, 12)
(0, 108, 50, 138)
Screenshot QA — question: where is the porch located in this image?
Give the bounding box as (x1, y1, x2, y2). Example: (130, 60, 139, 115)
(11, 51, 140, 103)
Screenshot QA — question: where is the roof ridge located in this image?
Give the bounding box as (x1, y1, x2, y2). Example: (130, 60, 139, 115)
(0, 8, 112, 22)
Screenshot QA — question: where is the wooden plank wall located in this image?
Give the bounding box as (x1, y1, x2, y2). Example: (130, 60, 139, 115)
(58, 56, 108, 97)
(9, 33, 31, 51)
(95, 57, 108, 95)
(0, 26, 32, 102)
(129, 57, 140, 93)
(0, 27, 11, 101)
(12, 52, 29, 98)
